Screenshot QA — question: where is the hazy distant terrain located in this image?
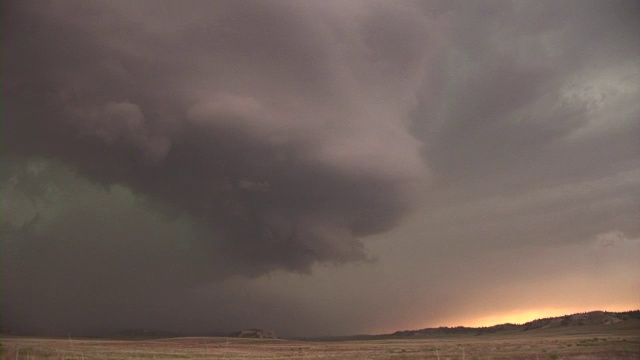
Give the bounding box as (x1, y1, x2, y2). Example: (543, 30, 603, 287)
(2, 311, 638, 359)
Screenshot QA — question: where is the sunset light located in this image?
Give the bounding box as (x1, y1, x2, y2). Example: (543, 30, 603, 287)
(468, 309, 598, 327)
(462, 304, 640, 328)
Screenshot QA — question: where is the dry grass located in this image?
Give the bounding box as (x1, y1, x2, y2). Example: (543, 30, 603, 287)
(2, 331, 638, 359)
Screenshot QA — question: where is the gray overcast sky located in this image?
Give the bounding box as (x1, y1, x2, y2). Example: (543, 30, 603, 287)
(2, 0, 639, 337)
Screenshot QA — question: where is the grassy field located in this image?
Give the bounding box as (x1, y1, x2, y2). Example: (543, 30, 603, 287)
(2, 328, 638, 360)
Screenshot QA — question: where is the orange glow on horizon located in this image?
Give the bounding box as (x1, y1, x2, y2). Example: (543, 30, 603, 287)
(375, 304, 640, 335)
(464, 309, 574, 327)
(462, 304, 640, 327)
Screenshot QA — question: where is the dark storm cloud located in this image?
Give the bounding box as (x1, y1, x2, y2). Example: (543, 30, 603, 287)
(2, 0, 430, 335)
(2, 0, 639, 337)
(1, 157, 206, 334)
(2, 0, 429, 275)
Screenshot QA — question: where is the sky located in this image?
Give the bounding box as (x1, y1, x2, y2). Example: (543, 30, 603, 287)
(2, 0, 639, 338)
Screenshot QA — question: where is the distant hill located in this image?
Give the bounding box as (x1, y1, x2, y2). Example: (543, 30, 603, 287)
(520, 310, 638, 330)
(389, 310, 640, 339)
(233, 329, 278, 339)
(111, 329, 279, 340)
(306, 310, 640, 341)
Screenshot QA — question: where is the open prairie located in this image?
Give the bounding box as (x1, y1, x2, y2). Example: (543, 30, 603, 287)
(2, 326, 639, 360)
